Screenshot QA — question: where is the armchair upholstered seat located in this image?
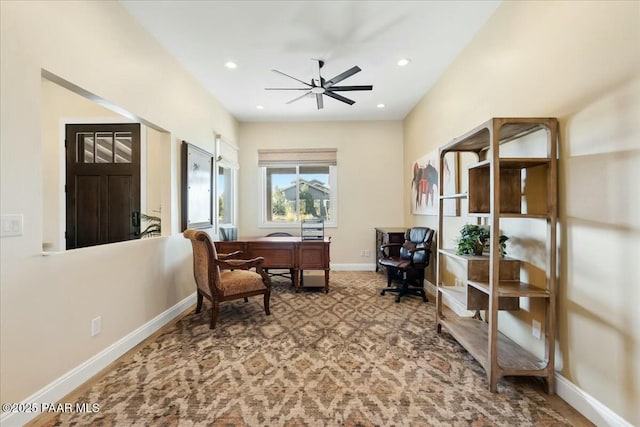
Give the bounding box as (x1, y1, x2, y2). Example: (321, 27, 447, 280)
(378, 227, 434, 303)
(184, 229, 271, 329)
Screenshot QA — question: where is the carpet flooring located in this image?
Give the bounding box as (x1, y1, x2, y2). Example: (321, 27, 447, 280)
(38, 271, 589, 426)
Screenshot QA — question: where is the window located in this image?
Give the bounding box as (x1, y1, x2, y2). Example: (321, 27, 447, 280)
(216, 135, 238, 239)
(259, 148, 337, 227)
(217, 164, 235, 225)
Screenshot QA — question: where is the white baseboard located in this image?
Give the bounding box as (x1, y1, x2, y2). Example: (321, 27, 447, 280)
(554, 374, 633, 427)
(331, 263, 376, 271)
(424, 280, 475, 317)
(424, 280, 436, 297)
(0, 293, 196, 427)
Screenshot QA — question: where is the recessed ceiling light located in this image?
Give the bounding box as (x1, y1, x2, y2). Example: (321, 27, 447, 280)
(377, 103, 385, 109)
(256, 105, 264, 110)
(224, 61, 237, 69)
(397, 58, 411, 67)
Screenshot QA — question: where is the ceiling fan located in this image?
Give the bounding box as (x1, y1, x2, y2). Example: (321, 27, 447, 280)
(265, 59, 373, 110)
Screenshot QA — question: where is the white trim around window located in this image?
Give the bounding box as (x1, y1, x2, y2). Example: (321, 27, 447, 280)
(259, 164, 338, 228)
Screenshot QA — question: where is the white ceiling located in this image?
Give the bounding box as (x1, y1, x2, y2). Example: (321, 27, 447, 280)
(121, 1, 500, 122)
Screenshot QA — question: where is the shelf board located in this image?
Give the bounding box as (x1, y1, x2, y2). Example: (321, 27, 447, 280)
(440, 118, 556, 153)
(438, 248, 519, 262)
(439, 248, 489, 261)
(468, 158, 551, 170)
(467, 212, 550, 219)
(501, 213, 550, 219)
(438, 314, 548, 372)
(440, 193, 468, 200)
(467, 280, 550, 298)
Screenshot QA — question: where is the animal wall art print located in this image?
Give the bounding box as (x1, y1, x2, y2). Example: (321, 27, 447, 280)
(411, 149, 457, 216)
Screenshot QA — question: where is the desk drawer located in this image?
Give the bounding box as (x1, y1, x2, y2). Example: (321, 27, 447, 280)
(246, 243, 295, 268)
(299, 242, 328, 269)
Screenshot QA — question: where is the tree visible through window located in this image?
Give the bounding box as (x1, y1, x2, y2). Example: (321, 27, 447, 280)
(218, 165, 234, 225)
(263, 165, 335, 225)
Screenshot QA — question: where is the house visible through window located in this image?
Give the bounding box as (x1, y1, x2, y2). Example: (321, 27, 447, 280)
(259, 149, 337, 227)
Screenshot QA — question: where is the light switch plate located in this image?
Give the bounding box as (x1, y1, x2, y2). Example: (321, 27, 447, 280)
(532, 319, 542, 339)
(1, 214, 23, 237)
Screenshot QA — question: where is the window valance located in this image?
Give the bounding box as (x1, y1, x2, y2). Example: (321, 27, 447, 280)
(216, 134, 239, 169)
(258, 148, 337, 166)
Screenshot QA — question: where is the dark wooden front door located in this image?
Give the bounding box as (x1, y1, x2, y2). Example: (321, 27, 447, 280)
(65, 123, 141, 249)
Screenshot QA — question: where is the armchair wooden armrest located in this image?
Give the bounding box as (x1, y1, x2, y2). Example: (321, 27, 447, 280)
(216, 257, 265, 271)
(218, 250, 242, 260)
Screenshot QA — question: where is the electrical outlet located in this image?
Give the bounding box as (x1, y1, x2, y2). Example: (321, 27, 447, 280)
(531, 319, 541, 339)
(364, 249, 370, 257)
(359, 250, 365, 257)
(91, 316, 102, 336)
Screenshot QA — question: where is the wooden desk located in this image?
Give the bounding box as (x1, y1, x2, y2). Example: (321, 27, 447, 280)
(215, 236, 331, 293)
(375, 227, 406, 273)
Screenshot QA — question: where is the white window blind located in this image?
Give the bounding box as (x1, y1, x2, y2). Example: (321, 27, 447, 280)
(258, 148, 337, 166)
(216, 135, 239, 169)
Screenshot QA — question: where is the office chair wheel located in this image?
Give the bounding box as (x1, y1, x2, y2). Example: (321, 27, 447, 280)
(395, 295, 401, 303)
(380, 289, 386, 296)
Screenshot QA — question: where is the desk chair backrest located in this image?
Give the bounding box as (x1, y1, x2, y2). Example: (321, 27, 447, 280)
(400, 227, 435, 266)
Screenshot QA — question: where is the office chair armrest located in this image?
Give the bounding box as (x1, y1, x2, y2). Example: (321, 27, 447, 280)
(217, 257, 265, 270)
(407, 247, 431, 266)
(218, 250, 242, 260)
(379, 243, 402, 258)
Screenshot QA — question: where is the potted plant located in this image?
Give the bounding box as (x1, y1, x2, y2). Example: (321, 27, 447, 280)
(140, 213, 161, 238)
(456, 224, 508, 257)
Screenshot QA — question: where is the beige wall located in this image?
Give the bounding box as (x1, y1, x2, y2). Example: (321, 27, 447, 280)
(238, 121, 404, 265)
(1, 1, 238, 404)
(403, 1, 639, 424)
(2, 0, 638, 424)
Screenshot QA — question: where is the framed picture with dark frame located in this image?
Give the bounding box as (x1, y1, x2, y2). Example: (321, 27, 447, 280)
(181, 141, 213, 231)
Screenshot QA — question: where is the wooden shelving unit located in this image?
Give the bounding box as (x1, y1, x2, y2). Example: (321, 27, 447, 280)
(435, 117, 558, 393)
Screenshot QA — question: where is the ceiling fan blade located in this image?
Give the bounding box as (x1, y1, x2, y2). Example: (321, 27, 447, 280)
(316, 93, 324, 110)
(323, 91, 355, 105)
(327, 85, 373, 92)
(313, 59, 323, 86)
(265, 88, 310, 90)
(324, 66, 361, 88)
(286, 91, 312, 104)
(272, 69, 312, 87)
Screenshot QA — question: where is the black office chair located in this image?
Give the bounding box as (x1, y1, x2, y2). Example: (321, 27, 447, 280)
(378, 227, 434, 303)
(264, 232, 295, 284)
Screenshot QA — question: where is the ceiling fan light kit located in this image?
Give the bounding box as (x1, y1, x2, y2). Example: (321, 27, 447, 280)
(265, 59, 373, 110)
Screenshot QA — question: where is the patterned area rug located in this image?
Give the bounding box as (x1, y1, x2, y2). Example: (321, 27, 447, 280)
(40, 272, 587, 426)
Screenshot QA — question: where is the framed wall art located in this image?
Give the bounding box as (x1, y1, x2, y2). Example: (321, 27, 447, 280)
(410, 149, 458, 216)
(181, 141, 213, 230)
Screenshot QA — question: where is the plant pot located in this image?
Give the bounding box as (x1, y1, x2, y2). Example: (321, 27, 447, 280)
(474, 243, 484, 256)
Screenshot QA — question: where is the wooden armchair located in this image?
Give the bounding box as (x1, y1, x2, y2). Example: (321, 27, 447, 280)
(183, 229, 271, 329)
